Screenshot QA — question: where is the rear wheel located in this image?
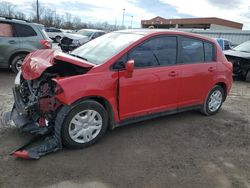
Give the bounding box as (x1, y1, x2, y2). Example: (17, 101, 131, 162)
(11, 53, 27, 73)
(201, 85, 224, 116)
(62, 100, 108, 149)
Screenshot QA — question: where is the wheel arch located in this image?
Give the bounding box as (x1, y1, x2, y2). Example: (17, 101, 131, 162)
(72, 96, 117, 130)
(214, 82, 227, 101)
(8, 51, 30, 67)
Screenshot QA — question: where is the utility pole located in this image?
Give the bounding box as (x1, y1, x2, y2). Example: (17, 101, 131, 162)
(130, 16, 133, 28)
(115, 19, 117, 30)
(36, 0, 39, 23)
(122, 8, 125, 28)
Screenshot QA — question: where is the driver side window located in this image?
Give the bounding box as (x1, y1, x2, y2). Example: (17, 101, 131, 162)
(128, 39, 159, 68)
(128, 36, 177, 68)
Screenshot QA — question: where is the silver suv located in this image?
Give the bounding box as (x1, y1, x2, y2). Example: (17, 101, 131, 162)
(0, 17, 52, 73)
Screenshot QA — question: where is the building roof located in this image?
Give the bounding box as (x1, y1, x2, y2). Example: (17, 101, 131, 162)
(141, 17, 243, 30)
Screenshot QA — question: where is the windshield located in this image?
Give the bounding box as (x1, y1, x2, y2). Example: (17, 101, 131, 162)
(234, 41, 250, 53)
(71, 32, 144, 65)
(76, 30, 94, 37)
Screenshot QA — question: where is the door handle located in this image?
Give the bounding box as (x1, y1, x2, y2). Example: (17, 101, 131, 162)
(8, 40, 16, 44)
(168, 71, 178, 77)
(208, 67, 215, 72)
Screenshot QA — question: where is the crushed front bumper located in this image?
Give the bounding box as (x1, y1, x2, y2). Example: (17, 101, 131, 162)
(1, 87, 66, 160)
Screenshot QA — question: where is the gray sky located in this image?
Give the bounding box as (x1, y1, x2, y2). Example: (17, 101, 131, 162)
(4, 0, 250, 29)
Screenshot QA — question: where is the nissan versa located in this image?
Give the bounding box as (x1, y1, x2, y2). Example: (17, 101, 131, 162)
(2, 29, 232, 159)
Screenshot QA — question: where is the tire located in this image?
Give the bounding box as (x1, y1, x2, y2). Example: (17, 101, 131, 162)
(61, 100, 108, 149)
(11, 53, 27, 73)
(55, 36, 61, 43)
(245, 70, 250, 82)
(201, 85, 224, 116)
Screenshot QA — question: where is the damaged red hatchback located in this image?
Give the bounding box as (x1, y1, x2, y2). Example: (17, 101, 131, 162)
(3, 29, 232, 159)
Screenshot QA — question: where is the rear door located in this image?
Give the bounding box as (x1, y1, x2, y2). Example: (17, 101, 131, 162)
(177, 36, 216, 107)
(118, 35, 181, 120)
(13, 23, 43, 50)
(0, 22, 19, 68)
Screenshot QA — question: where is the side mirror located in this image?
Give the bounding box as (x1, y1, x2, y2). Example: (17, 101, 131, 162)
(125, 60, 134, 78)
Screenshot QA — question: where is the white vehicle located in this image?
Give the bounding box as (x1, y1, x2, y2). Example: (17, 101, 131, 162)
(60, 29, 106, 52)
(45, 27, 64, 43)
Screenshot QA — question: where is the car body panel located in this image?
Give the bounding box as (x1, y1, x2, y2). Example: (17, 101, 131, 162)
(118, 66, 181, 120)
(224, 50, 250, 60)
(0, 18, 52, 69)
(53, 71, 120, 122)
(21, 49, 94, 80)
(19, 29, 232, 125)
(45, 27, 65, 41)
(177, 62, 217, 107)
(59, 29, 106, 52)
(0, 35, 20, 67)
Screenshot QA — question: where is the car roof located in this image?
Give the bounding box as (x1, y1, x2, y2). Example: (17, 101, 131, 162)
(115, 29, 215, 43)
(0, 17, 44, 28)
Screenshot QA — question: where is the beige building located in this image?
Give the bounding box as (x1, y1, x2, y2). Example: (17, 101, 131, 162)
(141, 17, 243, 30)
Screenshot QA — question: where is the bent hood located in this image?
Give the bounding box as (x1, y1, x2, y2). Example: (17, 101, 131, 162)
(63, 33, 88, 40)
(21, 49, 94, 80)
(224, 50, 250, 60)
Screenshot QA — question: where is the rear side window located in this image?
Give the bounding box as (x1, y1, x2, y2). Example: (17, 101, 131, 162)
(0, 23, 13, 37)
(204, 42, 215, 62)
(128, 36, 177, 68)
(180, 37, 204, 64)
(14, 23, 37, 37)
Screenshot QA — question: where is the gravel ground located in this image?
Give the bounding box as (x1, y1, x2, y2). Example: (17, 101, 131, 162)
(0, 70, 249, 188)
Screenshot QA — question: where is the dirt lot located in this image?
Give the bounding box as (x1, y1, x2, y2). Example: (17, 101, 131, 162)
(0, 70, 249, 188)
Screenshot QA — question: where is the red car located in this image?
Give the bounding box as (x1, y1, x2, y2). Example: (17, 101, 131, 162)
(5, 29, 232, 159)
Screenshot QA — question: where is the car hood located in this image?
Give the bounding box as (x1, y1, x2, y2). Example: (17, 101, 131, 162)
(224, 50, 250, 60)
(63, 33, 89, 40)
(21, 49, 94, 80)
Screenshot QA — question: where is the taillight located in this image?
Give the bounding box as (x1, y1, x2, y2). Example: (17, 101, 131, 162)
(40, 40, 52, 49)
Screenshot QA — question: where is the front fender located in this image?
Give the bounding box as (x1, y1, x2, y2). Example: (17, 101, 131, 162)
(52, 72, 119, 120)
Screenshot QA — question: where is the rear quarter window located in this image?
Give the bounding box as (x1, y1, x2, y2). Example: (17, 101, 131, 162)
(0, 23, 14, 37)
(204, 42, 215, 62)
(180, 37, 215, 64)
(14, 23, 37, 37)
(180, 37, 204, 64)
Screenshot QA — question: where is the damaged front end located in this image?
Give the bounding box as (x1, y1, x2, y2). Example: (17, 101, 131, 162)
(1, 49, 93, 159)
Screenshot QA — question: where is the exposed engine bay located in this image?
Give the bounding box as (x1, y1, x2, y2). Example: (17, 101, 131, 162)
(1, 55, 92, 159)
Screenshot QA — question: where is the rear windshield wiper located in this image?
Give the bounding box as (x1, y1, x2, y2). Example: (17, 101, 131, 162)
(70, 54, 88, 61)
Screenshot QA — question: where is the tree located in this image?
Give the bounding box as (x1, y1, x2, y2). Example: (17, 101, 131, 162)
(0, 1, 16, 17)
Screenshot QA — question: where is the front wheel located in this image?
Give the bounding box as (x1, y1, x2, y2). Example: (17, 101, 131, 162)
(62, 100, 108, 149)
(201, 85, 224, 116)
